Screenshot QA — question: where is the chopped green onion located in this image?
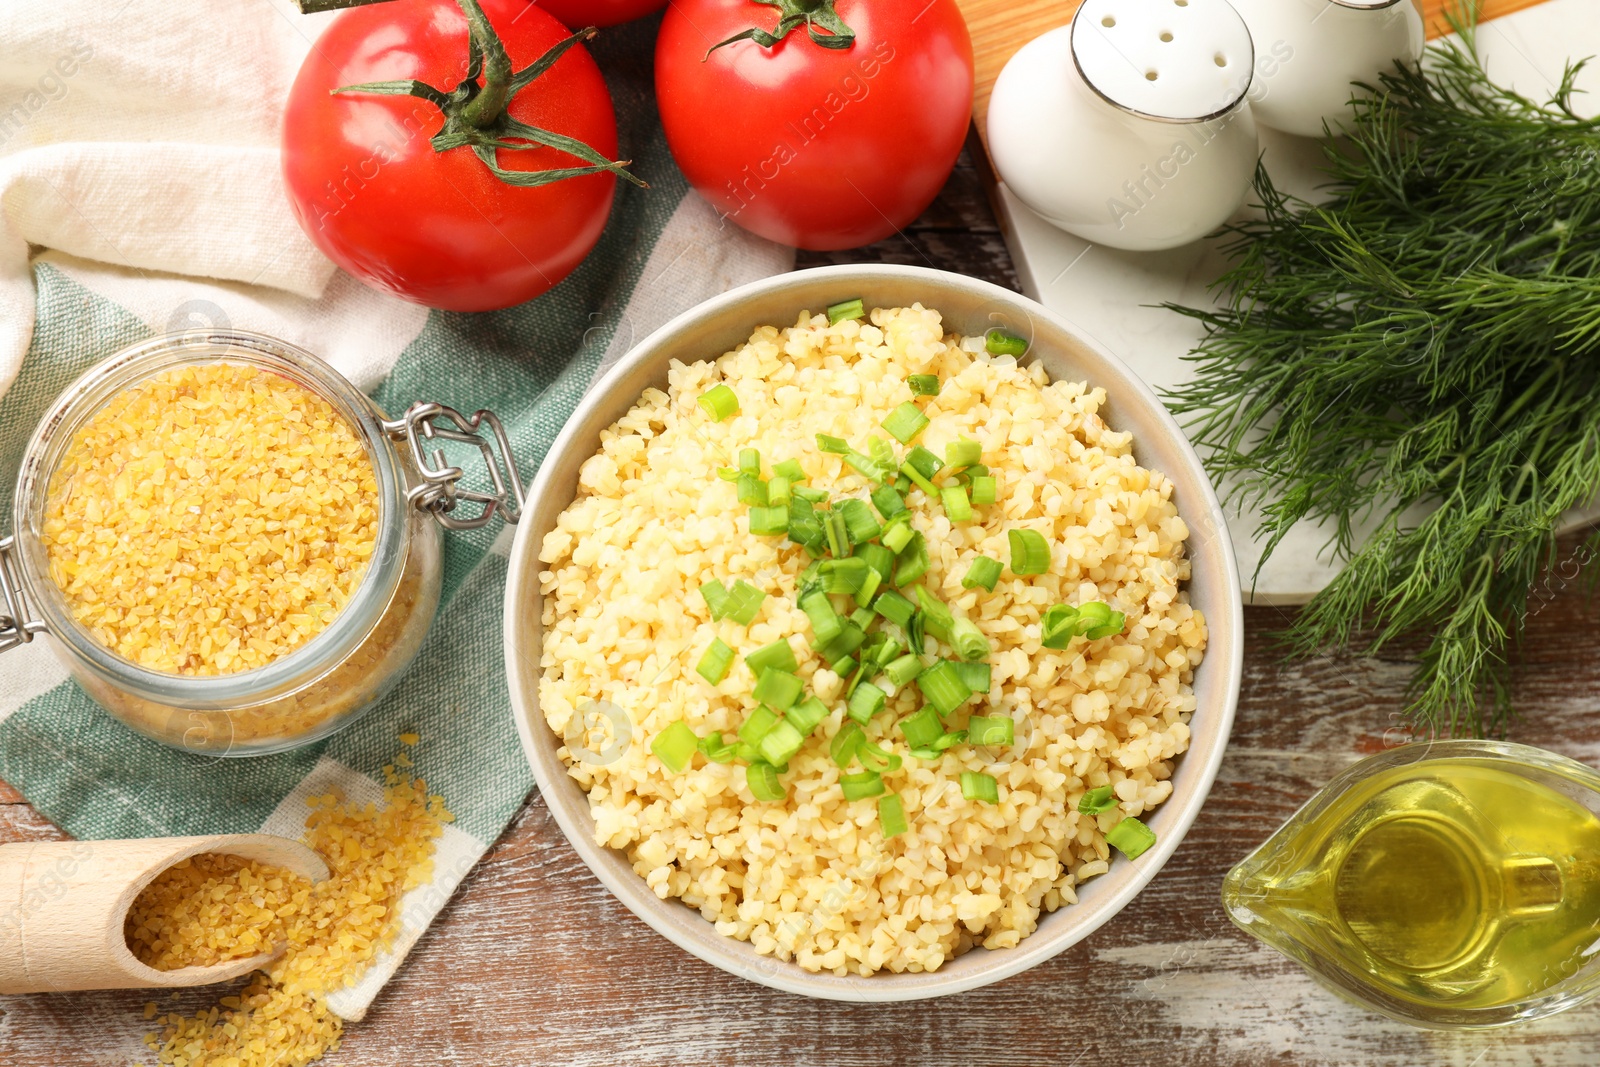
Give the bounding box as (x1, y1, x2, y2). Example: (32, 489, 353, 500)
(1008, 529, 1052, 575)
(846, 681, 887, 725)
(857, 739, 902, 774)
(894, 472, 912, 493)
(899, 460, 938, 496)
(697, 384, 739, 421)
(745, 639, 798, 675)
(878, 793, 909, 837)
(840, 770, 885, 801)
(834, 655, 859, 680)
(946, 438, 982, 468)
(698, 731, 737, 763)
(790, 697, 832, 739)
(838, 498, 882, 543)
(752, 668, 803, 711)
(908, 747, 942, 761)
(736, 474, 767, 507)
(696, 638, 735, 685)
(739, 448, 761, 477)
(1086, 612, 1127, 641)
(734, 741, 760, 763)
(768, 475, 792, 506)
(880, 513, 915, 554)
(873, 589, 915, 629)
(700, 579, 730, 620)
(950, 617, 991, 662)
(882, 402, 930, 445)
(824, 509, 851, 559)
(868, 435, 897, 468)
(913, 586, 954, 642)
(716, 467, 740, 481)
(748, 505, 788, 535)
(1077, 602, 1112, 629)
(985, 328, 1029, 357)
(907, 374, 941, 397)
(870, 484, 907, 520)
(792, 484, 830, 503)
(855, 567, 882, 608)
(1106, 817, 1156, 859)
(819, 620, 866, 665)
(874, 637, 904, 667)
(953, 660, 992, 693)
(904, 445, 944, 481)
(893, 533, 929, 587)
(916, 660, 973, 716)
(967, 715, 1015, 746)
(773, 458, 806, 482)
(849, 605, 876, 631)
(940, 484, 973, 522)
(884, 653, 923, 686)
(787, 500, 825, 548)
(738, 705, 779, 746)
(650, 721, 698, 774)
(933, 729, 967, 751)
(827, 297, 865, 325)
(1078, 784, 1118, 815)
(757, 718, 806, 765)
(820, 556, 870, 595)
(843, 659, 867, 698)
(844, 450, 887, 482)
(963, 556, 1002, 591)
(801, 591, 842, 646)
(816, 433, 852, 454)
(970, 475, 997, 506)
(831, 722, 864, 767)
(1041, 603, 1080, 649)
(898, 707, 944, 749)
(907, 609, 927, 657)
(855, 542, 896, 581)
(747, 761, 786, 801)
(961, 771, 999, 804)
(725, 580, 767, 626)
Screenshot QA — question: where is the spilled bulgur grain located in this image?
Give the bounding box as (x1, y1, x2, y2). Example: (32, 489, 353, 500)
(43, 361, 380, 676)
(128, 750, 453, 1067)
(538, 305, 1207, 976)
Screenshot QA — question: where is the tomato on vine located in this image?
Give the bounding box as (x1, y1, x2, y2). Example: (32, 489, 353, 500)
(283, 0, 643, 311)
(655, 0, 974, 251)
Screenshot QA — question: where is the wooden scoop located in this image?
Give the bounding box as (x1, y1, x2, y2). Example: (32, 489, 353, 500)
(0, 834, 328, 995)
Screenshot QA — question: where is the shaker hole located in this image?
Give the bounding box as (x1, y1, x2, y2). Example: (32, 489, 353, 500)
(1159, 30, 1173, 42)
(1214, 53, 1227, 66)
(1174, 0, 1188, 6)
(1145, 70, 1159, 81)
(1102, 15, 1116, 26)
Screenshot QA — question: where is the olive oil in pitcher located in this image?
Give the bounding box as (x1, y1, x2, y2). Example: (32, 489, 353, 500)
(1224, 742, 1600, 1028)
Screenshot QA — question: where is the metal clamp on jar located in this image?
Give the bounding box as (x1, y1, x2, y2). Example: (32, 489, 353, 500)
(0, 330, 523, 757)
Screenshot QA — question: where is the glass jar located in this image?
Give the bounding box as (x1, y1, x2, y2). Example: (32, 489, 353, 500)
(0, 330, 523, 757)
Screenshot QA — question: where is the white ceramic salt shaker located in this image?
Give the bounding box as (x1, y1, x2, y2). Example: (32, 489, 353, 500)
(1229, 0, 1425, 137)
(987, 0, 1258, 252)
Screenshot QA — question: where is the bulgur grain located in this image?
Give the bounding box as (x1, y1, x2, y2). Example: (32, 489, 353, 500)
(127, 754, 453, 1067)
(42, 362, 380, 676)
(537, 305, 1207, 976)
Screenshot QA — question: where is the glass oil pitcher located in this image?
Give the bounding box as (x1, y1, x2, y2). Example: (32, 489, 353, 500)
(1224, 740, 1600, 1029)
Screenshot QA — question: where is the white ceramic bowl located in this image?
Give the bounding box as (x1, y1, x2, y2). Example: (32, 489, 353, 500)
(504, 264, 1243, 1001)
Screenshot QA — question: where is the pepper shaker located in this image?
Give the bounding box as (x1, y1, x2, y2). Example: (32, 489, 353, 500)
(987, 0, 1258, 252)
(1229, 0, 1425, 137)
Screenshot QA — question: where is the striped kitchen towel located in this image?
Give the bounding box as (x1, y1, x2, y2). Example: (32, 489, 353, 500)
(0, 0, 790, 1023)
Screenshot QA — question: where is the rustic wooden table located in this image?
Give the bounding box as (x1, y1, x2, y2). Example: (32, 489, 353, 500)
(4, 150, 1599, 1067)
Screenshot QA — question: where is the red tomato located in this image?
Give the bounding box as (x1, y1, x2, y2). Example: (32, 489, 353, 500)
(283, 0, 626, 311)
(655, 0, 973, 251)
(535, 0, 666, 28)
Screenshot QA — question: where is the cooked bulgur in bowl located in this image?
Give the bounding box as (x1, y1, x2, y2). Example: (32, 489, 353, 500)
(506, 265, 1241, 1001)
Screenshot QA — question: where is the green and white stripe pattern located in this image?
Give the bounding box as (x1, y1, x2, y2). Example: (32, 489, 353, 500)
(0, 20, 789, 1020)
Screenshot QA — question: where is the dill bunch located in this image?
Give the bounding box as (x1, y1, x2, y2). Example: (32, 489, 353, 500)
(1166, 24, 1600, 736)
